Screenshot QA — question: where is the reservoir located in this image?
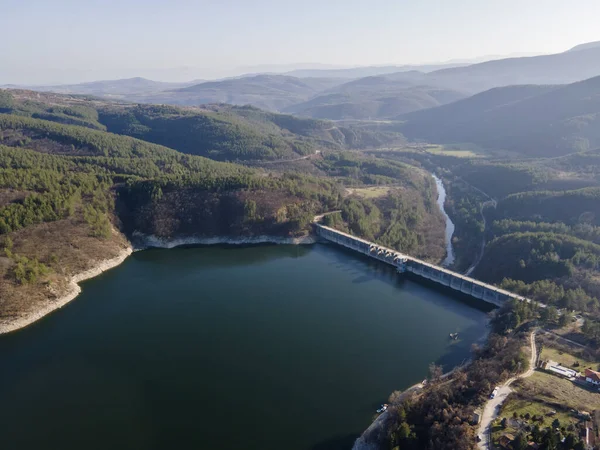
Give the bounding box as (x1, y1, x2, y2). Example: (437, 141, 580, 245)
(0, 244, 488, 450)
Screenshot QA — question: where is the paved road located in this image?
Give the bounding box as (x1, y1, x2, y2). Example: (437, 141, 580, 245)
(477, 330, 537, 450)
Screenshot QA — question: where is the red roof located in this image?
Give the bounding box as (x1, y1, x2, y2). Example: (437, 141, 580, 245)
(585, 368, 600, 382)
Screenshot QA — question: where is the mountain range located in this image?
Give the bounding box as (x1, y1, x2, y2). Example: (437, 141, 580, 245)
(400, 75, 600, 156)
(3, 42, 600, 123)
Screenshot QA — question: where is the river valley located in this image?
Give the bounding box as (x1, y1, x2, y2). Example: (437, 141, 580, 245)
(433, 174, 457, 267)
(0, 244, 488, 450)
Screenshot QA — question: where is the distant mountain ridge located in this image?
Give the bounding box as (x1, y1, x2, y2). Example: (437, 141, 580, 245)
(6, 77, 198, 97)
(417, 46, 600, 92)
(285, 75, 467, 120)
(283, 63, 469, 79)
(3, 41, 600, 121)
(132, 74, 348, 111)
(400, 75, 600, 157)
(567, 41, 600, 52)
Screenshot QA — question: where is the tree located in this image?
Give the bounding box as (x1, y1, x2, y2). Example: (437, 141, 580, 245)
(558, 312, 571, 328)
(551, 418, 561, 429)
(244, 199, 257, 221)
(397, 422, 411, 440)
(501, 417, 508, 429)
(540, 306, 558, 324)
(532, 424, 543, 443)
(428, 363, 443, 383)
(541, 429, 558, 450)
(563, 433, 576, 449)
(513, 432, 528, 450)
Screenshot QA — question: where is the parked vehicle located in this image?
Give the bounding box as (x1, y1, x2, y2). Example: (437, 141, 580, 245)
(490, 387, 499, 399)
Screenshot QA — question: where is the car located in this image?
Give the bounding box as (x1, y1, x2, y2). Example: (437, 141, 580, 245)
(490, 387, 500, 399)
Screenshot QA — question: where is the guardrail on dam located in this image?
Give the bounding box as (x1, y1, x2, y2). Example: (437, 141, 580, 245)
(315, 224, 526, 308)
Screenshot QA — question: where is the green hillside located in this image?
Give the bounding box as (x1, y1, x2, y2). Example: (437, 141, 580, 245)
(0, 90, 402, 161)
(286, 77, 466, 120)
(400, 76, 600, 157)
(130, 74, 345, 111)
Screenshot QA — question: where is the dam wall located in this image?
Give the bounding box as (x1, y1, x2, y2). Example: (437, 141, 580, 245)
(315, 224, 525, 308)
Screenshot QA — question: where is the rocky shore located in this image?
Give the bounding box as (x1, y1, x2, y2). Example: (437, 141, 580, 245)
(131, 232, 318, 249)
(0, 246, 134, 335)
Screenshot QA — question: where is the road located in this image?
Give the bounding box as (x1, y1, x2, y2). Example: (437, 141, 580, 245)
(540, 329, 589, 349)
(477, 330, 537, 450)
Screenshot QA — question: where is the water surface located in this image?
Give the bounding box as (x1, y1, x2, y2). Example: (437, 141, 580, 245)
(0, 244, 487, 450)
(433, 174, 456, 266)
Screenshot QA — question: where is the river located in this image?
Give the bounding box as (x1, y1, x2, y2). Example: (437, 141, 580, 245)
(433, 174, 456, 267)
(0, 244, 488, 450)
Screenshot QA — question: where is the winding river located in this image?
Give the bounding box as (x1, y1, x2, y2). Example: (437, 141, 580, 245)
(433, 174, 457, 267)
(0, 243, 488, 450)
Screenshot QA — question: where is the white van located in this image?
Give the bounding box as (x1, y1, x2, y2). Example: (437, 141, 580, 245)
(490, 387, 499, 399)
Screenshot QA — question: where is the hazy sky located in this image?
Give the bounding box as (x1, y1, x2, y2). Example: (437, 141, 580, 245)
(2, 0, 599, 84)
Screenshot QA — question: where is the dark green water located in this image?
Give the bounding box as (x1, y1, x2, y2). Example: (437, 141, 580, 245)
(0, 244, 488, 450)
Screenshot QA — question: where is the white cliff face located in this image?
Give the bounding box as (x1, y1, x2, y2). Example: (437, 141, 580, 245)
(1, 233, 318, 335)
(131, 232, 317, 249)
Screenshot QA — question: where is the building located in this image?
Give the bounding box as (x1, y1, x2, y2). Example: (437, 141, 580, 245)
(585, 368, 600, 385)
(498, 433, 515, 449)
(542, 360, 578, 378)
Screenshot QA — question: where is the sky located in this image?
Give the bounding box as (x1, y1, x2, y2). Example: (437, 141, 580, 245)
(1, 0, 599, 84)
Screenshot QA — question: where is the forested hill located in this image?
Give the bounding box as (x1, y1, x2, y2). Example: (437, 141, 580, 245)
(284, 78, 466, 120)
(164, 74, 345, 111)
(0, 89, 402, 161)
(0, 107, 350, 328)
(0, 89, 446, 331)
(400, 75, 600, 157)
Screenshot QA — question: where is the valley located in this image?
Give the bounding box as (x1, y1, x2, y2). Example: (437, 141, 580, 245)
(2, 38, 600, 450)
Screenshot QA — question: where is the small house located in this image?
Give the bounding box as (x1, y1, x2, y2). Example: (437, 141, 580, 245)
(585, 368, 600, 385)
(542, 360, 578, 378)
(498, 433, 515, 449)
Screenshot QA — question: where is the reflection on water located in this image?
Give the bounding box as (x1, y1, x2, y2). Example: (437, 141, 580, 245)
(0, 244, 486, 450)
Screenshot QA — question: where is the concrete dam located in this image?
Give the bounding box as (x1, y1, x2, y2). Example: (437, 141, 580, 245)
(315, 224, 526, 308)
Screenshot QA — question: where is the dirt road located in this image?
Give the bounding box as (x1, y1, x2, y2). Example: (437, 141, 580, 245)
(477, 330, 537, 450)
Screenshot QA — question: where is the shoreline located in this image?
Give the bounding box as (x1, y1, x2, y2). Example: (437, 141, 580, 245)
(0, 246, 134, 335)
(432, 174, 456, 267)
(0, 234, 317, 335)
(132, 232, 317, 249)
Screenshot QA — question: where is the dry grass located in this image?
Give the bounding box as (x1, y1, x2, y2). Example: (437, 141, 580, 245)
(0, 215, 129, 325)
(346, 186, 394, 199)
(0, 189, 30, 207)
(491, 369, 600, 443)
(541, 347, 598, 371)
(500, 395, 575, 427)
(424, 145, 480, 158)
(515, 371, 600, 412)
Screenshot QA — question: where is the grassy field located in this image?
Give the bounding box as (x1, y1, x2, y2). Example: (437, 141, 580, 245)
(499, 395, 575, 427)
(516, 371, 600, 411)
(346, 186, 393, 199)
(491, 369, 600, 444)
(423, 144, 481, 158)
(540, 346, 598, 371)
